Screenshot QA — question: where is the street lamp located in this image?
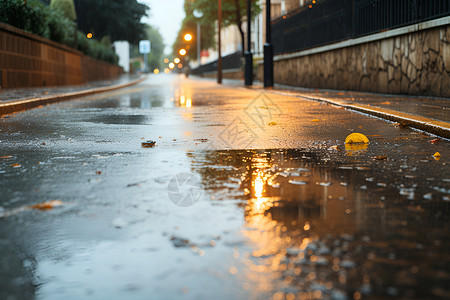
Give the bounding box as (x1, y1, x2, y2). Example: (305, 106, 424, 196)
(245, 0, 253, 86)
(264, 0, 274, 87)
(174, 58, 181, 64)
(193, 9, 204, 66)
(184, 33, 193, 42)
(217, 0, 222, 84)
(179, 49, 187, 56)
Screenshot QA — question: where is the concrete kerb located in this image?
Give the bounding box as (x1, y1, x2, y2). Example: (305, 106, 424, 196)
(0, 75, 147, 116)
(266, 90, 450, 139)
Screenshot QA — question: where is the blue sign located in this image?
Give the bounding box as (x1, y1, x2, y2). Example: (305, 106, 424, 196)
(139, 40, 151, 54)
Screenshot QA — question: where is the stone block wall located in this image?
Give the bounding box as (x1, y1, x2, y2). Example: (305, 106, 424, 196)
(258, 20, 450, 98)
(0, 22, 122, 89)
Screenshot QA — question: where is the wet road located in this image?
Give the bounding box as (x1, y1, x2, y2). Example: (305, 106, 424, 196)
(0, 74, 449, 300)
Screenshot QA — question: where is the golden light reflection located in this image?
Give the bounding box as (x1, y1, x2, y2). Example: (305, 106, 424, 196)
(164, 58, 169, 64)
(184, 33, 193, 42)
(164, 68, 170, 73)
(186, 98, 192, 108)
(169, 62, 175, 69)
(153, 68, 159, 74)
(179, 49, 187, 56)
(174, 57, 181, 64)
(254, 173, 264, 199)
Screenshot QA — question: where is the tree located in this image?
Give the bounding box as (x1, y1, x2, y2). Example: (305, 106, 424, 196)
(191, 0, 261, 55)
(145, 25, 165, 71)
(172, 0, 216, 61)
(50, 0, 76, 21)
(73, 0, 149, 44)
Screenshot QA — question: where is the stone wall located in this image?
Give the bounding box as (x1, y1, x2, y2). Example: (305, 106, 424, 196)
(258, 18, 450, 98)
(0, 22, 122, 89)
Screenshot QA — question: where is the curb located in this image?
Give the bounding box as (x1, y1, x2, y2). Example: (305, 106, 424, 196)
(0, 75, 147, 116)
(269, 90, 450, 139)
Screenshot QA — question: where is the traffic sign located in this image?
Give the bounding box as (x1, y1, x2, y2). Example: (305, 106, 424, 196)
(139, 40, 151, 54)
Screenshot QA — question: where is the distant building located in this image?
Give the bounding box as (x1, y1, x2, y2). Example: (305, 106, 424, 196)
(113, 41, 130, 73)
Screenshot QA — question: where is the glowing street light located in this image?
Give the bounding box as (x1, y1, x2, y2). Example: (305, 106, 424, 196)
(164, 58, 169, 64)
(174, 58, 180, 64)
(184, 33, 193, 42)
(179, 49, 187, 56)
(87, 33, 93, 39)
(169, 62, 175, 69)
(154, 69, 160, 74)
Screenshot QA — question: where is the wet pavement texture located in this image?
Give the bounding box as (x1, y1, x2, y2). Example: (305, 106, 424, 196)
(0, 74, 449, 300)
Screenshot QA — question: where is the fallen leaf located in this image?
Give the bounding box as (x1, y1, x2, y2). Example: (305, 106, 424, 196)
(311, 119, 320, 122)
(430, 139, 441, 144)
(96, 171, 102, 175)
(30, 200, 64, 210)
(329, 145, 341, 151)
(194, 138, 208, 143)
(1, 155, 13, 159)
(10, 163, 21, 168)
(41, 142, 46, 145)
(373, 155, 387, 160)
(345, 133, 369, 144)
(394, 121, 409, 129)
(433, 152, 441, 157)
(379, 101, 391, 105)
(268, 121, 277, 126)
(142, 140, 156, 148)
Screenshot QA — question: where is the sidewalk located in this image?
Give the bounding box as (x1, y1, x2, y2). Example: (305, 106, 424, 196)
(266, 84, 450, 139)
(223, 77, 449, 139)
(0, 74, 146, 115)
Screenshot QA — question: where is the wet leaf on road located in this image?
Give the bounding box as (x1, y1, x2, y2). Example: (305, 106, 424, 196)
(394, 121, 410, 129)
(194, 138, 208, 143)
(142, 140, 156, 148)
(10, 163, 21, 168)
(345, 133, 369, 144)
(268, 121, 277, 126)
(1, 155, 13, 159)
(373, 156, 387, 160)
(30, 200, 64, 210)
(430, 139, 441, 144)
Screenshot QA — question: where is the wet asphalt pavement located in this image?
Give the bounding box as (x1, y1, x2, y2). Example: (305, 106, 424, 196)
(0, 74, 449, 300)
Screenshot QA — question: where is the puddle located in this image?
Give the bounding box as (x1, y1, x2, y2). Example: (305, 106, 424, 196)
(188, 148, 450, 299)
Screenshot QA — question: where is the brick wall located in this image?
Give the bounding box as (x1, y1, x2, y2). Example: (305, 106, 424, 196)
(257, 19, 450, 98)
(0, 22, 122, 89)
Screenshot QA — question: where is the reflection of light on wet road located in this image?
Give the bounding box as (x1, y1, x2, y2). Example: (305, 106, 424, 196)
(254, 173, 264, 199)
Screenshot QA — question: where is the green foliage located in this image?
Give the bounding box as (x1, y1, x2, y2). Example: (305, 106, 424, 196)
(173, 0, 260, 59)
(173, 0, 217, 61)
(50, 0, 76, 21)
(0, 0, 118, 64)
(74, 0, 149, 44)
(145, 26, 164, 71)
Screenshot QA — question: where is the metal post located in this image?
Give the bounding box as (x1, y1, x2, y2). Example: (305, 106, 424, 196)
(264, 0, 273, 87)
(217, 0, 223, 84)
(245, 0, 253, 86)
(197, 23, 201, 65)
(144, 53, 148, 73)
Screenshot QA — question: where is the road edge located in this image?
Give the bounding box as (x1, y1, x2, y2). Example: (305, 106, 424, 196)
(0, 75, 147, 116)
(267, 90, 450, 139)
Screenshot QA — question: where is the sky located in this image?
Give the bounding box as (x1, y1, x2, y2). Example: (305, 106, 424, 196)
(138, 0, 186, 54)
